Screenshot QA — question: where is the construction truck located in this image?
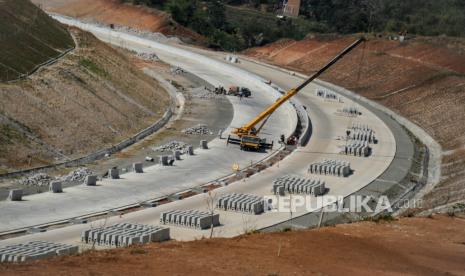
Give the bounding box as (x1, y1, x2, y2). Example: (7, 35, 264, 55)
(228, 86, 251, 97)
(227, 37, 365, 151)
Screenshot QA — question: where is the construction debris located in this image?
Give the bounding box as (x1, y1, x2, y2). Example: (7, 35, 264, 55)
(182, 124, 213, 135)
(59, 168, 93, 183)
(136, 52, 160, 62)
(17, 173, 53, 187)
(152, 141, 189, 152)
(190, 86, 223, 99)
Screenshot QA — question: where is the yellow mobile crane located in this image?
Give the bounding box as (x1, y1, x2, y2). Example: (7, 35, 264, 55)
(227, 37, 365, 151)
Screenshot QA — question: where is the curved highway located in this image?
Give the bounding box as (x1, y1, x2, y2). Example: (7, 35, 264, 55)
(0, 16, 397, 246)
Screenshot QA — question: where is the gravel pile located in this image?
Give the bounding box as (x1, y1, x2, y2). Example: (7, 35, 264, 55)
(152, 141, 188, 152)
(182, 124, 213, 135)
(59, 168, 93, 183)
(136, 52, 160, 61)
(17, 173, 53, 187)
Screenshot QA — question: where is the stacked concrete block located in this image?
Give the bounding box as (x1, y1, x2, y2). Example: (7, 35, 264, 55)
(81, 223, 170, 248)
(0, 241, 78, 263)
(348, 124, 376, 143)
(200, 140, 208, 149)
(343, 141, 370, 157)
(133, 163, 143, 173)
(84, 175, 98, 186)
(217, 193, 264, 215)
(315, 88, 338, 100)
(342, 106, 361, 116)
(8, 189, 22, 201)
(273, 175, 326, 196)
(160, 210, 220, 230)
(109, 168, 119, 179)
(49, 181, 63, 193)
(308, 159, 351, 177)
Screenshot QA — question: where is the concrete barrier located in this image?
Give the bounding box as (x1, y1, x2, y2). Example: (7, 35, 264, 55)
(7, 189, 22, 201)
(109, 168, 120, 179)
(133, 163, 143, 173)
(49, 181, 63, 193)
(200, 140, 208, 149)
(84, 175, 97, 186)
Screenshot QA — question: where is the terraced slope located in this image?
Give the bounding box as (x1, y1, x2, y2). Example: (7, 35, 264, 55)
(244, 35, 465, 211)
(0, 27, 170, 172)
(0, 0, 74, 82)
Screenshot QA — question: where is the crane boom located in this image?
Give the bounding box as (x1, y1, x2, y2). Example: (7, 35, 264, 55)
(232, 37, 365, 137)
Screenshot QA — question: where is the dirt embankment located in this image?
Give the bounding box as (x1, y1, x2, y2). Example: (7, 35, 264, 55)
(33, 0, 205, 44)
(0, 28, 170, 172)
(1, 215, 464, 275)
(244, 35, 465, 211)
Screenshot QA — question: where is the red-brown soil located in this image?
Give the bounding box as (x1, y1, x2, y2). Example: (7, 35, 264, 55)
(244, 34, 465, 211)
(33, 0, 205, 43)
(1, 215, 464, 275)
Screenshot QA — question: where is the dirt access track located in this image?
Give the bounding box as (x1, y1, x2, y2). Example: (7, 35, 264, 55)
(1, 215, 465, 275)
(32, 0, 204, 43)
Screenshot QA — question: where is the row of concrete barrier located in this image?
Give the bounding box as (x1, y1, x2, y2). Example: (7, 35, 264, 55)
(342, 106, 361, 116)
(308, 160, 351, 177)
(6, 140, 211, 200)
(316, 88, 338, 100)
(0, 241, 78, 263)
(217, 193, 264, 215)
(342, 141, 370, 157)
(81, 223, 170, 248)
(160, 210, 220, 230)
(273, 175, 326, 196)
(350, 129, 376, 143)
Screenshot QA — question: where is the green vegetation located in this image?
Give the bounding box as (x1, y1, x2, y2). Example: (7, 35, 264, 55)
(79, 58, 109, 78)
(0, 0, 74, 82)
(122, 0, 465, 51)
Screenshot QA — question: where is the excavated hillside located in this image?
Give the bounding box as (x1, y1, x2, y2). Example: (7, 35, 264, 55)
(0, 27, 170, 172)
(32, 0, 205, 44)
(244, 35, 465, 211)
(0, 0, 74, 82)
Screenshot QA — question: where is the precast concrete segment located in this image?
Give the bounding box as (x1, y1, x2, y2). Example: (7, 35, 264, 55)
(84, 175, 97, 186)
(0, 241, 78, 263)
(217, 193, 264, 214)
(49, 181, 63, 193)
(160, 210, 220, 230)
(81, 223, 169, 248)
(308, 160, 351, 177)
(273, 175, 326, 196)
(7, 190, 22, 201)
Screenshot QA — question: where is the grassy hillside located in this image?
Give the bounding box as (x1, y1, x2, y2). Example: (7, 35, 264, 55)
(0, 28, 170, 171)
(0, 0, 74, 81)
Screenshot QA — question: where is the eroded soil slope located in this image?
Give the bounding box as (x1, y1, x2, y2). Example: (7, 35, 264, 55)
(33, 0, 204, 43)
(1, 215, 464, 275)
(244, 35, 465, 211)
(0, 28, 170, 172)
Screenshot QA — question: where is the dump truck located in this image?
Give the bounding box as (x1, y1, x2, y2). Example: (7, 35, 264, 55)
(228, 86, 251, 97)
